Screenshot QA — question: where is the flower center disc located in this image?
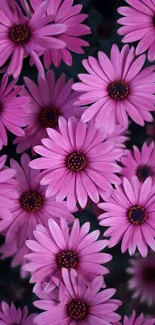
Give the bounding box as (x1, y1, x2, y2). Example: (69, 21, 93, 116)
(57, 250, 78, 269)
(108, 80, 129, 100)
(39, 107, 60, 128)
(10, 24, 30, 44)
(68, 299, 87, 320)
(136, 165, 152, 182)
(142, 266, 155, 283)
(20, 191, 43, 213)
(128, 205, 147, 225)
(67, 152, 87, 172)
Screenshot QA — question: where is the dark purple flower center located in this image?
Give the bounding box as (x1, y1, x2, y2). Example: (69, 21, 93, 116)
(108, 80, 129, 100)
(20, 191, 43, 213)
(142, 265, 155, 283)
(136, 164, 152, 182)
(67, 152, 87, 172)
(128, 205, 147, 225)
(67, 299, 88, 320)
(39, 107, 60, 128)
(10, 24, 30, 44)
(57, 250, 78, 269)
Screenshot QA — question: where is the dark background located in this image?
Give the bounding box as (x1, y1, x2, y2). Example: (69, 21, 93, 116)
(1, 0, 155, 318)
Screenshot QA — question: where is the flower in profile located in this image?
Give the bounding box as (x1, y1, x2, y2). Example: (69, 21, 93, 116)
(14, 71, 84, 154)
(117, 0, 155, 62)
(114, 310, 155, 325)
(24, 217, 112, 285)
(127, 254, 155, 306)
(33, 279, 60, 301)
(29, 116, 123, 210)
(0, 301, 36, 325)
(30, 0, 91, 68)
(98, 176, 155, 257)
(34, 268, 122, 325)
(107, 124, 128, 149)
(0, 73, 29, 150)
(0, 155, 17, 233)
(0, 0, 67, 78)
(121, 142, 155, 182)
(4, 153, 74, 253)
(72, 44, 155, 130)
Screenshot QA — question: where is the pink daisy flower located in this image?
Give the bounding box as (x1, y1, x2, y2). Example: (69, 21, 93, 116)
(0, 0, 67, 78)
(121, 141, 155, 182)
(14, 70, 84, 155)
(0, 155, 18, 233)
(34, 268, 122, 325)
(0, 301, 36, 325)
(127, 254, 155, 306)
(114, 311, 155, 325)
(33, 278, 60, 301)
(29, 116, 123, 210)
(0, 73, 29, 150)
(98, 176, 155, 257)
(24, 217, 112, 285)
(30, 0, 91, 68)
(4, 153, 74, 250)
(72, 44, 155, 130)
(33, 280, 56, 300)
(107, 124, 128, 149)
(117, 0, 155, 62)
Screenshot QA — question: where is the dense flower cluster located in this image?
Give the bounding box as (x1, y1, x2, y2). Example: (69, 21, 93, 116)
(0, 0, 155, 324)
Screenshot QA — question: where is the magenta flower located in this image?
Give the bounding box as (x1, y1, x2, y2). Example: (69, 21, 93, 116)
(30, 0, 91, 68)
(0, 301, 36, 325)
(0, 0, 67, 78)
(114, 311, 155, 325)
(24, 217, 112, 285)
(34, 268, 121, 325)
(33, 279, 60, 301)
(121, 142, 155, 182)
(127, 254, 155, 306)
(73, 44, 155, 130)
(0, 155, 17, 233)
(98, 176, 155, 257)
(117, 0, 155, 62)
(29, 117, 123, 210)
(4, 153, 74, 250)
(0, 73, 29, 149)
(107, 124, 128, 149)
(14, 71, 84, 154)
